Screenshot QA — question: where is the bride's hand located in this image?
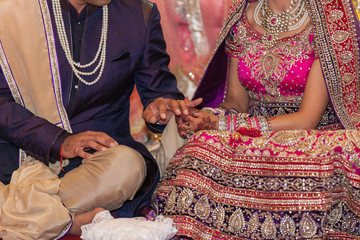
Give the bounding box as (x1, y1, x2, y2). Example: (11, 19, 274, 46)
(176, 109, 218, 138)
(176, 112, 192, 139)
(188, 108, 218, 132)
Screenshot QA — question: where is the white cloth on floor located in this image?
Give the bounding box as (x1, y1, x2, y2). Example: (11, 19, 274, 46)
(80, 210, 177, 240)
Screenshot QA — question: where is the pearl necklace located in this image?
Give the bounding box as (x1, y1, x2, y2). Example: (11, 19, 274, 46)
(254, 0, 308, 48)
(52, 0, 108, 85)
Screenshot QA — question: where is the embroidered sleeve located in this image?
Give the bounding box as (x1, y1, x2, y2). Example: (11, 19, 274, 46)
(225, 24, 243, 58)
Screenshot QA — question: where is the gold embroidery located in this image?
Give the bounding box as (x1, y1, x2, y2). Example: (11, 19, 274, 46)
(165, 187, 177, 212)
(310, 0, 360, 129)
(299, 213, 318, 238)
(339, 51, 354, 64)
(327, 203, 343, 225)
(213, 205, 226, 229)
(280, 215, 296, 236)
(226, 16, 315, 101)
(248, 212, 260, 233)
(328, 9, 344, 22)
(39, 0, 72, 133)
(271, 131, 306, 146)
(343, 72, 355, 85)
(178, 188, 194, 210)
(194, 195, 211, 220)
(155, 2, 360, 239)
(228, 208, 245, 233)
(261, 214, 277, 239)
(332, 30, 350, 43)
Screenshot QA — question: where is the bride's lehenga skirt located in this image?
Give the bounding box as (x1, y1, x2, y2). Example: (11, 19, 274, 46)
(153, 129, 360, 239)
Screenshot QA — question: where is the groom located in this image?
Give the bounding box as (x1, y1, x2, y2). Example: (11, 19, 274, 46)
(0, 0, 199, 238)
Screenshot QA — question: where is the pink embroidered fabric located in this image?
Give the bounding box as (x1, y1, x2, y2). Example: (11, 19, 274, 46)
(225, 16, 340, 129)
(226, 16, 316, 102)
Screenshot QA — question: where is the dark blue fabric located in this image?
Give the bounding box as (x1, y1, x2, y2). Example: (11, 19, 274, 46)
(0, 143, 19, 185)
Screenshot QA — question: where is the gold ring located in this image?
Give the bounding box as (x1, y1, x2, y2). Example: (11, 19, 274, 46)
(74, 148, 80, 154)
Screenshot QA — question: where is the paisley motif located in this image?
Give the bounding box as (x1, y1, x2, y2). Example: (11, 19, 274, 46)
(165, 187, 177, 212)
(248, 212, 260, 233)
(213, 205, 226, 229)
(261, 214, 277, 239)
(327, 204, 342, 225)
(194, 195, 211, 220)
(342, 72, 355, 85)
(339, 51, 354, 64)
(299, 213, 317, 238)
(270, 130, 306, 146)
(332, 30, 349, 43)
(262, 54, 276, 79)
(228, 208, 245, 233)
(279, 215, 296, 236)
(328, 9, 344, 22)
(178, 188, 194, 210)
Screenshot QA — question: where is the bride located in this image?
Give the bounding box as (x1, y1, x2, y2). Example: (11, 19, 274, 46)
(153, 0, 360, 239)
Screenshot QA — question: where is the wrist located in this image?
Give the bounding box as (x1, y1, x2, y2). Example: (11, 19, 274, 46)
(202, 107, 226, 116)
(50, 131, 71, 161)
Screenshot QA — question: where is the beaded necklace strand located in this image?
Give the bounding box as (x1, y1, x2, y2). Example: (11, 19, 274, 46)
(254, 0, 308, 48)
(52, 0, 108, 85)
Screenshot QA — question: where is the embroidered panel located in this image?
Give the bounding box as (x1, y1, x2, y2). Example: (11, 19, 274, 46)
(38, 0, 72, 133)
(310, 0, 360, 129)
(154, 129, 360, 239)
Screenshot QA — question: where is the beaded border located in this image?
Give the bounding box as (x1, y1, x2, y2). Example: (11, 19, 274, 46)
(38, 0, 72, 133)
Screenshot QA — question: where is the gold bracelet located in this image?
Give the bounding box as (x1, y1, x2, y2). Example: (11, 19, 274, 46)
(257, 116, 271, 132)
(218, 112, 227, 131)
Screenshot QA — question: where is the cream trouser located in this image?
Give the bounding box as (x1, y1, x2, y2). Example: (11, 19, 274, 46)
(0, 145, 146, 240)
(59, 145, 147, 213)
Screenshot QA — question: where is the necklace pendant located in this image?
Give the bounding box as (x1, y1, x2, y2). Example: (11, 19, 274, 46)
(270, 17, 278, 25)
(262, 32, 277, 48)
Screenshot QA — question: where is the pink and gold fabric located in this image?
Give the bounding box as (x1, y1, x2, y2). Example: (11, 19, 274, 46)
(153, 0, 360, 239)
(155, 129, 360, 239)
(193, 0, 360, 131)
